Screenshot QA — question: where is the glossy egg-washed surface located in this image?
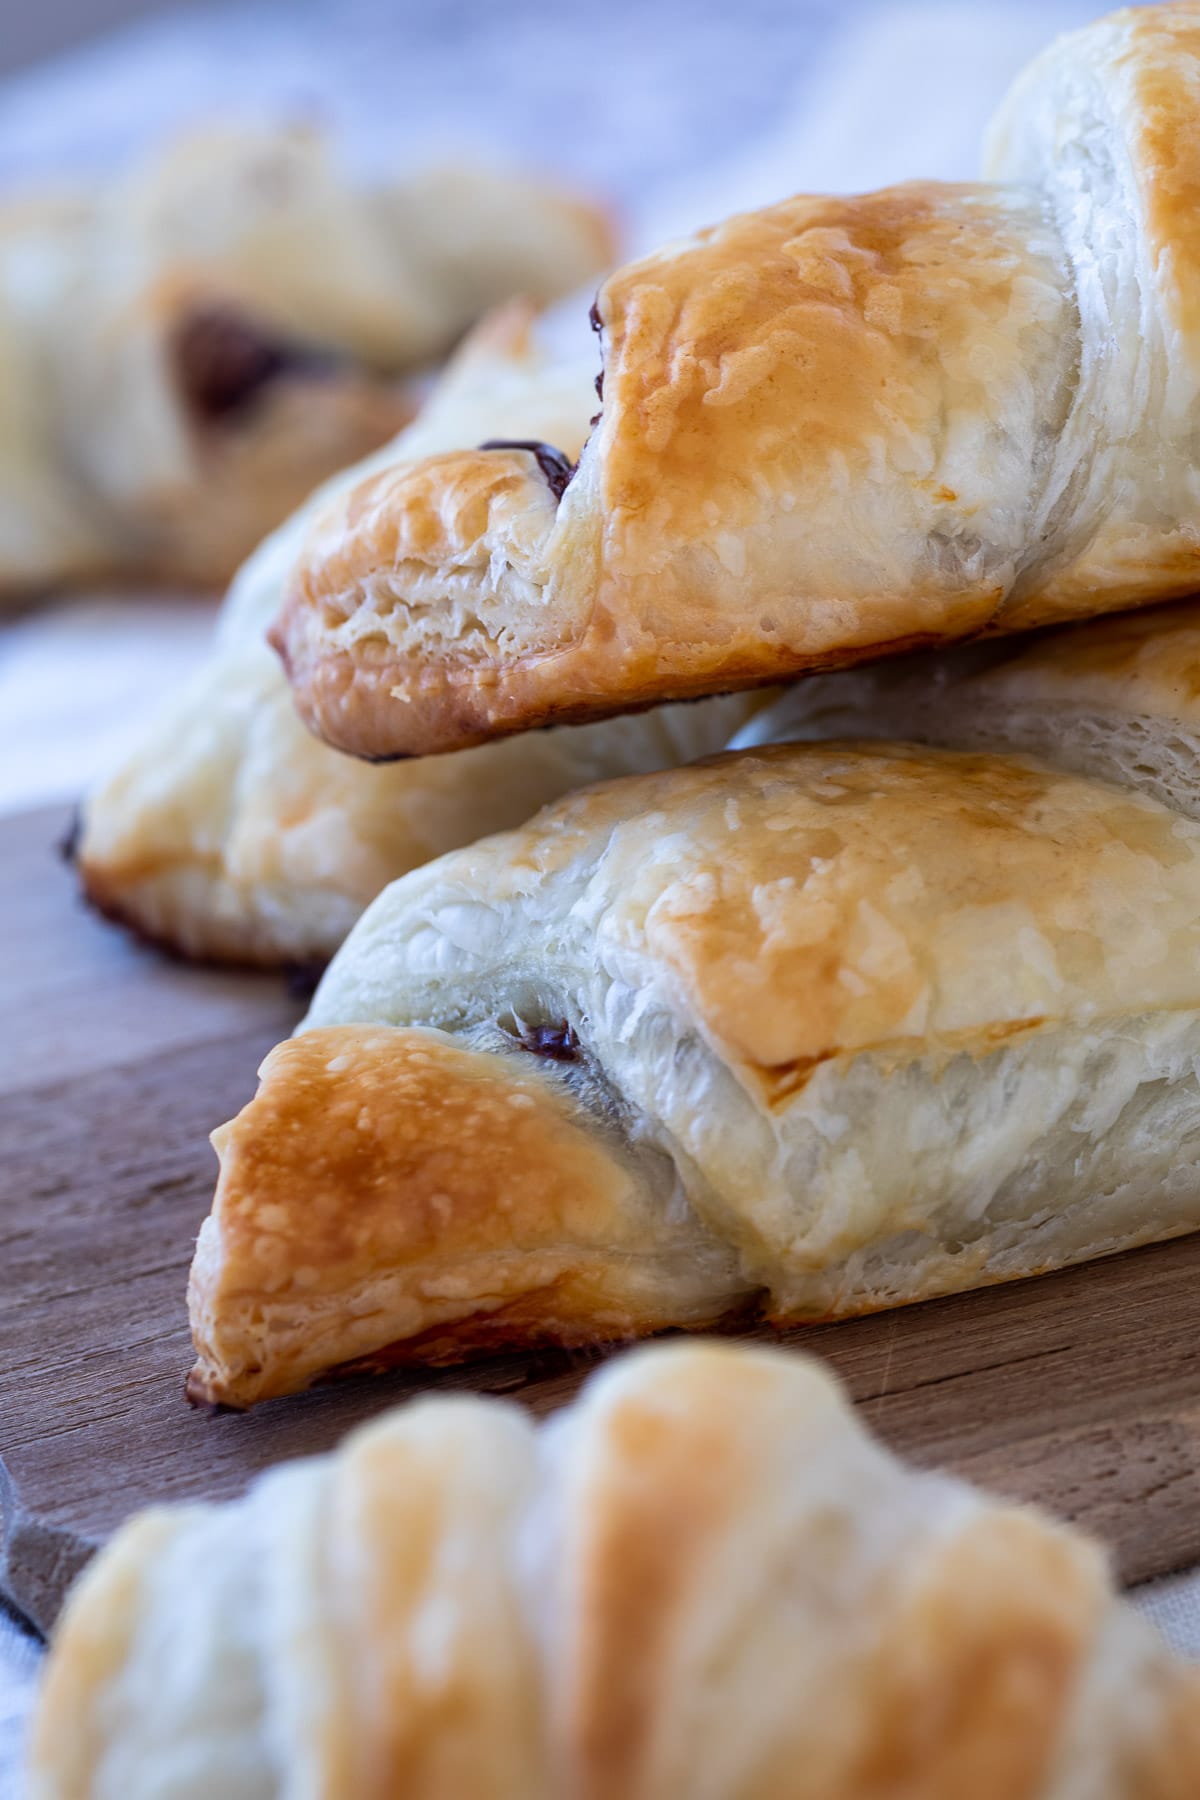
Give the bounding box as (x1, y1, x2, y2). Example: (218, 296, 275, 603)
(277, 3, 1200, 759)
(187, 741, 1200, 1406)
(314, 743, 1200, 1071)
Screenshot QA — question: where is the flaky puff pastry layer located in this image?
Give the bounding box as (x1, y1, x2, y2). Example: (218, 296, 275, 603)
(190, 742, 1200, 1405)
(188, 1026, 741, 1406)
(741, 595, 1200, 831)
(275, 3, 1200, 758)
(32, 1343, 1200, 1799)
(0, 123, 613, 598)
(77, 308, 759, 966)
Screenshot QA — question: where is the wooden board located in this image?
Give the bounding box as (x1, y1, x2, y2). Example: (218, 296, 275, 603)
(5, 803, 1200, 1638)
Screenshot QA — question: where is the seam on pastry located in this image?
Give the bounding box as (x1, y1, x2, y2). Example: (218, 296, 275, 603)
(1004, 190, 1088, 608)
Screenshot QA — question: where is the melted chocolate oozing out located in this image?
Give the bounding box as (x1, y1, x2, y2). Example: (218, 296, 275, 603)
(172, 304, 336, 423)
(479, 439, 576, 503)
(588, 300, 605, 429)
(518, 1021, 581, 1062)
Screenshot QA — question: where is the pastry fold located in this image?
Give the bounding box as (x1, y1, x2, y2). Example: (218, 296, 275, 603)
(739, 597, 1200, 825)
(273, 3, 1200, 758)
(32, 1343, 1200, 1799)
(189, 740, 1200, 1404)
(0, 124, 612, 597)
(77, 310, 757, 965)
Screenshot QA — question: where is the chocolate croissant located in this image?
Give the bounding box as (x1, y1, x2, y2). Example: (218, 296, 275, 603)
(77, 309, 758, 966)
(188, 739, 1200, 1406)
(272, 3, 1200, 760)
(31, 1342, 1200, 1799)
(0, 124, 612, 598)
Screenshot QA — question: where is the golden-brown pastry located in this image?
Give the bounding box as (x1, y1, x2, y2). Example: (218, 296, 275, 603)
(188, 741, 1200, 1405)
(31, 1341, 1200, 1800)
(738, 598, 1200, 827)
(0, 123, 613, 598)
(76, 309, 758, 966)
(272, 3, 1200, 760)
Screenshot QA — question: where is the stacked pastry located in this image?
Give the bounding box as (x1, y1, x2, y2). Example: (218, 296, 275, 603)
(270, 1, 1200, 755)
(0, 123, 612, 598)
(158, 0, 1200, 1407)
(74, 307, 759, 965)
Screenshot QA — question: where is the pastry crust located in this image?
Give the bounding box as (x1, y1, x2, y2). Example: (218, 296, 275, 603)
(0, 125, 614, 598)
(31, 1342, 1200, 1798)
(189, 741, 1200, 1401)
(274, 4, 1200, 758)
(982, 3, 1200, 626)
(187, 1027, 740, 1407)
(77, 311, 759, 965)
(739, 596, 1200, 826)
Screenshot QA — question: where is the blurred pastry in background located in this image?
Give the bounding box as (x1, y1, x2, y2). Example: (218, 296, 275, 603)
(0, 123, 614, 600)
(75, 306, 759, 968)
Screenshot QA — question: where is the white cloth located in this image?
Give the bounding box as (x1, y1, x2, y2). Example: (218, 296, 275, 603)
(3, 0, 1193, 1779)
(0, 1604, 41, 1781)
(1137, 1569, 1200, 1659)
(0, 595, 216, 811)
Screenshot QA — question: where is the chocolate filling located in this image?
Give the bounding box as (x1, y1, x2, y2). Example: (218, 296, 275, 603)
(479, 438, 575, 502)
(587, 299, 605, 429)
(171, 304, 336, 423)
(518, 1021, 581, 1062)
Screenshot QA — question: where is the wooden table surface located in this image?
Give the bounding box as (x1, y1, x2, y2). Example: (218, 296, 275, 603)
(4, 802, 1200, 1635)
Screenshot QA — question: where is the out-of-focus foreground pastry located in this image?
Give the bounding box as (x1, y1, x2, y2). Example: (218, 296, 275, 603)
(75, 307, 759, 967)
(272, 2, 1200, 760)
(31, 1342, 1200, 1800)
(0, 122, 613, 598)
(188, 739, 1200, 1406)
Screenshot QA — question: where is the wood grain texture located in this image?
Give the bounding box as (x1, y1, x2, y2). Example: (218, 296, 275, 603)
(4, 803, 1200, 1636)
